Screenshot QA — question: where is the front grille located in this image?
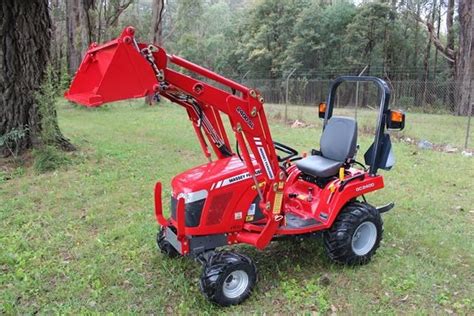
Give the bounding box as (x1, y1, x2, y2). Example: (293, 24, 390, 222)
(170, 197, 206, 227)
(205, 192, 233, 225)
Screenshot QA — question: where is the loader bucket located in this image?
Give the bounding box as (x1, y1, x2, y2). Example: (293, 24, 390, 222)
(65, 27, 159, 107)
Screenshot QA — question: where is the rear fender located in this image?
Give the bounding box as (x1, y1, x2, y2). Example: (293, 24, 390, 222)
(317, 175, 384, 227)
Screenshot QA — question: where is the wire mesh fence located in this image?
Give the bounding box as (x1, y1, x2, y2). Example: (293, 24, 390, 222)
(242, 79, 460, 111)
(240, 78, 472, 150)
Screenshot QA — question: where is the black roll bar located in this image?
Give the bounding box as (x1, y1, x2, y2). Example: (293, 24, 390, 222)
(324, 76, 392, 176)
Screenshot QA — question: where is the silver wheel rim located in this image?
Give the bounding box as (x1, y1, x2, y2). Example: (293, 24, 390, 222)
(222, 270, 249, 299)
(351, 221, 377, 256)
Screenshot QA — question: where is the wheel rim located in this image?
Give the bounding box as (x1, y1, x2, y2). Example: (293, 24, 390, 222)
(222, 270, 249, 299)
(351, 221, 377, 256)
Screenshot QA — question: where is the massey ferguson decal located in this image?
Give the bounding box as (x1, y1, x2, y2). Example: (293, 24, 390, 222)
(227, 173, 251, 184)
(257, 147, 275, 179)
(211, 170, 262, 190)
(236, 106, 254, 129)
(252, 137, 275, 180)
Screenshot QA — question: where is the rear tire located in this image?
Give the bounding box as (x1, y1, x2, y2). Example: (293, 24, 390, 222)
(200, 252, 257, 306)
(156, 227, 179, 258)
(324, 202, 383, 265)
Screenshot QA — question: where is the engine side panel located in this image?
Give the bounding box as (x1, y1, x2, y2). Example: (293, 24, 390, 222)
(170, 156, 264, 235)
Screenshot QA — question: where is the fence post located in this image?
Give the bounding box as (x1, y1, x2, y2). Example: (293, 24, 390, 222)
(285, 68, 297, 123)
(354, 65, 368, 120)
(465, 101, 472, 149)
(463, 26, 473, 150)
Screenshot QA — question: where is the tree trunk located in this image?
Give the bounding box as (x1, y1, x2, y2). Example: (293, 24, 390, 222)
(0, 0, 73, 157)
(66, 0, 95, 75)
(412, 1, 422, 107)
(412, 1, 420, 74)
(146, 0, 165, 106)
(50, 0, 62, 84)
(66, 0, 81, 76)
(446, 0, 456, 111)
(433, 0, 442, 79)
(78, 0, 95, 56)
(446, 0, 455, 56)
(456, 0, 473, 116)
(422, 0, 437, 107)
(151, 0, 165, 45)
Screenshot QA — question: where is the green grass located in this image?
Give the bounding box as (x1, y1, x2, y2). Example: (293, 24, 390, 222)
(1, 99, 473, 314)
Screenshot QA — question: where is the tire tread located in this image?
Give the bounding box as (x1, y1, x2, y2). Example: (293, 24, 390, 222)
(200, 252, 257, 306)
(324, 202, 383, 265)
(156, 227, 180, 258)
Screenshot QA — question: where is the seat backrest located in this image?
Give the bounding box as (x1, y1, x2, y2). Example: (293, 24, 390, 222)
(320, 116, 358, 162)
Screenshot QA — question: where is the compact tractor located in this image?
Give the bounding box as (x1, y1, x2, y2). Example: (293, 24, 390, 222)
(66, 27, 405, 306)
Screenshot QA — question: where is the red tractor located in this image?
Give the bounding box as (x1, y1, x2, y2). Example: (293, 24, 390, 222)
(66, 27, 405, 306)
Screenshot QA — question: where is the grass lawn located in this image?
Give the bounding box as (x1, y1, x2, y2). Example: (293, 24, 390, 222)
(1, 99, 473, 314)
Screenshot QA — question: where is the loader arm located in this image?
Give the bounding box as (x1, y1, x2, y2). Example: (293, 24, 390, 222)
(65, 26, 285, 244)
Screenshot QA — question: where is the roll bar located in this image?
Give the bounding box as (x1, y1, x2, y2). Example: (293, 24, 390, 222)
(323, 76, 392, 176)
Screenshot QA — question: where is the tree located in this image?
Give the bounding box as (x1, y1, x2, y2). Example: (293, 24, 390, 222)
(236, 0, 310, 78)
(413, 0, 472, 115)
(446, 0, 456, 75)
(0, 0, 73, 157)
(344, 2, 406, 105)
(146, 0, 165, 105)
(65, 0, 95, 75)
(168, 0, 206, 63)
(284, 1, 357, 77)
(422, 0, 437, 107)
(446, 0, 456, 110)
(456, 0, 473, 116)
(66, 0, 135, 76)
(66, 0, 82, 75)
(50, 0, 66, 83)
(151, 0, 165, 45)
(345, 2, 403, 76)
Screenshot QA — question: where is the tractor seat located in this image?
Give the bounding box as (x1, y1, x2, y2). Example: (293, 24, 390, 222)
(296, 116, 357, 178)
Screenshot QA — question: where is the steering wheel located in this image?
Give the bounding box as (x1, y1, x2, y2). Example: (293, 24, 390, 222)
(274, 141, 299, 162)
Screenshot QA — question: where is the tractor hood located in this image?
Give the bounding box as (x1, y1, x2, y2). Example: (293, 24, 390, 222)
(64, 26, 163, 107)
(171, 156, 262, 198)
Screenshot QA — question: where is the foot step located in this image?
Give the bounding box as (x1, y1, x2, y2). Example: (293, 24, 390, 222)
(284, 213, 321, 229)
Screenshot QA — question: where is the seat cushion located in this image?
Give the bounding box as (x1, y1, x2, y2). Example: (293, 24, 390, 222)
(295, 155, 343, 178)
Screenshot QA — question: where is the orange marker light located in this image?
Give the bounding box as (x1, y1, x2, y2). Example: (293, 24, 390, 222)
(319, 102, 327, 113)
(318, 102, 327, 119)
(391, 110, 404, 122)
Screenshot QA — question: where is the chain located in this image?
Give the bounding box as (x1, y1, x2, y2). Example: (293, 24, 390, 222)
(141, 45, 165, 82)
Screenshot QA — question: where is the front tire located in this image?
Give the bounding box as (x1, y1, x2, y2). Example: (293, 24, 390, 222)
(200, 252, 257, 306)
(324, 202, 383, 265)
(156, 227, 180, 258)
